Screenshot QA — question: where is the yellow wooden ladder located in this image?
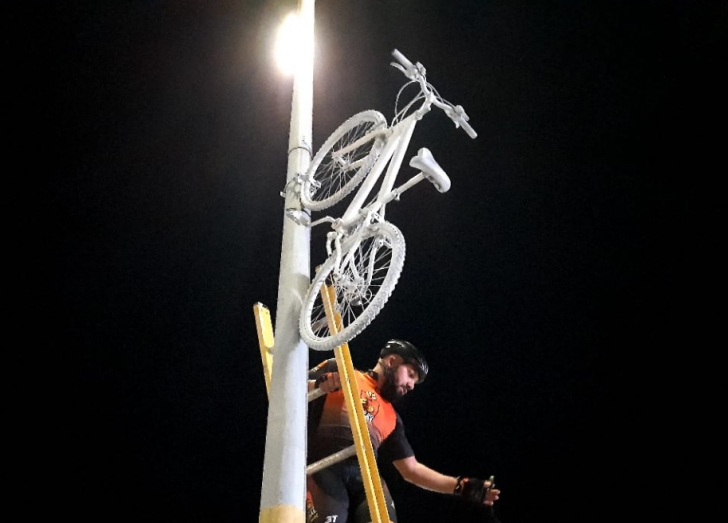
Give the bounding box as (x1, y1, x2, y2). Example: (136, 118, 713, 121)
(254, 286, 390, 523)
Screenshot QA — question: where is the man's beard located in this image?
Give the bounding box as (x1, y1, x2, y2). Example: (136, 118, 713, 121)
(379, 365, 405, 403)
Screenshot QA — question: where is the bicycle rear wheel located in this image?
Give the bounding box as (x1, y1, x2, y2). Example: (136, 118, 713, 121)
(300, 221, 406, 351)
(301, 110, 387, 211)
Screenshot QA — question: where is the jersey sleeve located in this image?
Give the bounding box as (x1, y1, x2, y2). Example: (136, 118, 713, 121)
(377, 411, 414, 462)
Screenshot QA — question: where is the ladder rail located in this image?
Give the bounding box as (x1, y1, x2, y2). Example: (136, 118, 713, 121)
(320, 285, 390, 523)
(253, 297, 390, 523)
(253, 302, 274, 395)
(254, 302, 323, 404)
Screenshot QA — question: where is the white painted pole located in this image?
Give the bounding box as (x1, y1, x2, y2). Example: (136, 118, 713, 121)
(259, 1, 314, 522)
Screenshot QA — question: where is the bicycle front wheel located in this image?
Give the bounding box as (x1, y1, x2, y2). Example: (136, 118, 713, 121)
(301, 110, 387, 212)
(300, 221, 406, 351)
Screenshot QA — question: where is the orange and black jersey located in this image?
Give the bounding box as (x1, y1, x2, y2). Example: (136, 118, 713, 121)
(307, 358, 414, 465)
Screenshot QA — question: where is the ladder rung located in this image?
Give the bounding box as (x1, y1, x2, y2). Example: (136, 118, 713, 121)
(308, 388, 325, 402)
(306, 445, 357, 475)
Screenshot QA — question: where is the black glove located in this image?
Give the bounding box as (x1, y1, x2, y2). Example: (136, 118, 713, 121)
(454, 476, 502, 522)
(314, 372, 333, 388)
(454, 476, 487, 503)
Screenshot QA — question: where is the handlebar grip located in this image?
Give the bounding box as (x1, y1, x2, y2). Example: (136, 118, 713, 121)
(461, 119, 477, 139)
(391, 49, 414, 73)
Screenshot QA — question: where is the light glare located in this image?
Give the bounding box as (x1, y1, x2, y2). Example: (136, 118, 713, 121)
(275, 13, 309, 76)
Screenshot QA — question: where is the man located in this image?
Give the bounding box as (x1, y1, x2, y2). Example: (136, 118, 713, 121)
(306, 339, 501, 522)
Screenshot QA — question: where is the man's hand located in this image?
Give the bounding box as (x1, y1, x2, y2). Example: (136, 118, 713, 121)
(315, 372, 341, 393)
(455, 475, 501, 506)
(483, 477, 500, 506)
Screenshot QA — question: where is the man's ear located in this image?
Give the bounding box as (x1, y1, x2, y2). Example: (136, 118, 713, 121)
(385, 354, 400, 367)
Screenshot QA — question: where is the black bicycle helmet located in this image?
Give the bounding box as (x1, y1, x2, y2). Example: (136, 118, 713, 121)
(379, 339, 429, 384)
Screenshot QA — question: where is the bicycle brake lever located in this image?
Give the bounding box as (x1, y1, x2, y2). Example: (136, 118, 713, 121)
(390, 59, 425, 81)
(390, 61, 407, 75)
(445, 104, 469, 123)
(454, 105, 470, 121)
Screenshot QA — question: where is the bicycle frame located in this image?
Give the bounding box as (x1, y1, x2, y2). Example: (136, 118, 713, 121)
(298, 49, 476, 351)
(325, 113, 419, 280)
(339, 116, 419, 229)
(322, 75, 452, 288)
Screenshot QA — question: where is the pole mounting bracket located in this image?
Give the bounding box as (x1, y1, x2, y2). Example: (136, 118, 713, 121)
(280, 172, 307, 198)
(288, 139, 312, 158)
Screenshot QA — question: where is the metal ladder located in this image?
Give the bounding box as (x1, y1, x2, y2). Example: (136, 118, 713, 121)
(254, 285, 391, 523)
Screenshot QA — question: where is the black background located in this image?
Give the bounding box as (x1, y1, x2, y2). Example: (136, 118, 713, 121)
(40, 1, 725, 522)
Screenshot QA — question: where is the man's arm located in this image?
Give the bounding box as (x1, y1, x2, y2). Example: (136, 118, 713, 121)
(307, 358, 341, 393)
(392, 456, 458, 493)
(392, 456, 500, 506)
(307, 372, 340, 393)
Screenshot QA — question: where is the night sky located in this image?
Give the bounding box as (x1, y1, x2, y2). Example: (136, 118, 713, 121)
(45, 1, 725, 522)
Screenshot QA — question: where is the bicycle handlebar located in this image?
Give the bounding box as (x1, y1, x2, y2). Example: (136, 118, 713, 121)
(460, 119, 477, 139)
(391, 48, 415, 77)
(447, 104, 478, 139)
(391, 49, 477, 139)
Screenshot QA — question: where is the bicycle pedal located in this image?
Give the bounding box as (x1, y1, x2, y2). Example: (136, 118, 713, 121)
(285, 208, 311, 226)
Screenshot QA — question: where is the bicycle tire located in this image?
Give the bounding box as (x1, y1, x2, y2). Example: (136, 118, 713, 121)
(300, 221, 406, 351)
(301, 110, 387, 211)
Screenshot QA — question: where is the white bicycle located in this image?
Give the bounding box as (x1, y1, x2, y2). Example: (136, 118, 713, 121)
(292, 49, 477, 351)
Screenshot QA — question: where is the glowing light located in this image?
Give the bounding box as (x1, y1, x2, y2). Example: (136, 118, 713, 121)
(275, 12, 314, 76)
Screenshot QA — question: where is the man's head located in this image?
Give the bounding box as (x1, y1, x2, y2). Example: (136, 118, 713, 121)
(376, 339, 429, 402)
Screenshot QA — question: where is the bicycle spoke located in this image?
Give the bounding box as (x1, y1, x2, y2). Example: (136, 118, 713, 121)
(301, 111, 386, 211)
(301, 223, 405, 350)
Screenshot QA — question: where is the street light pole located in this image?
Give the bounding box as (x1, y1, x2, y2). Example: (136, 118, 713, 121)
(259, 1, 314, 522)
